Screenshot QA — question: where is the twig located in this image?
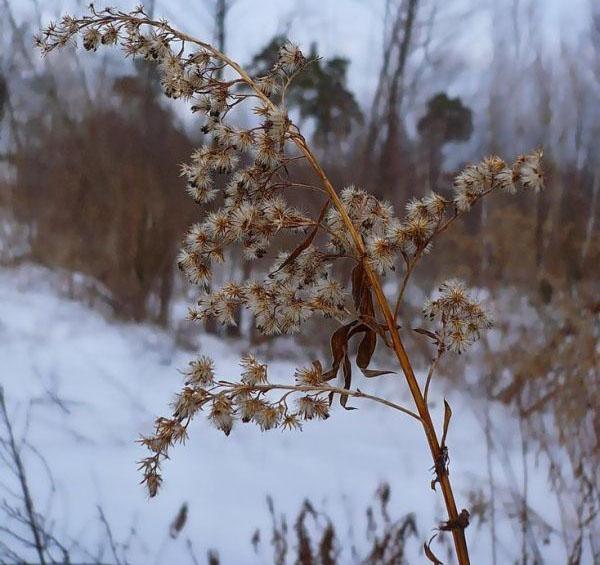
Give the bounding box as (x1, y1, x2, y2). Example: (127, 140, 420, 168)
(98, 505, 122, 565)
(231, 382, 422, 422)
(393, 255, 413, 321)
(0, 387, 47, 565)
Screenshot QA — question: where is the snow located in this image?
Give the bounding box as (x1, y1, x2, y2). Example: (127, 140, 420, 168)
(0, 265, 577, 563)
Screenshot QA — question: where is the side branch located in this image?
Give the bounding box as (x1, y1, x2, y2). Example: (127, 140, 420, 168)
(235, 382, 422, 422)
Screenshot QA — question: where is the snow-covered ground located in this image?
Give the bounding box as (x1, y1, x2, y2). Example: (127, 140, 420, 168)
(0, 265, 577, 563)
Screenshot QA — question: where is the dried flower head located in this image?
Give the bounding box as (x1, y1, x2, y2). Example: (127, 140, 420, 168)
(514, 149, 544, 192)
(423, 279, 493, 354)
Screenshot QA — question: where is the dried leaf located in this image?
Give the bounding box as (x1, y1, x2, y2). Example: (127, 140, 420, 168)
(413, 327, 439, 343)
(424, 535, 444, 564)
(359, 314, 385, 334)
(441, 399, 452, 448)
(340, 354, 352, 408)
(351, 264, 367, 310)
(347, 322, 369, 339)
(349, 261, 374, 318)
(356, 329, 377, 370)
(439, 509, 470, 532)
(362, 368, 395, 378)
(322, 321, 357, 381)
(351, 325, 394, 378)
(359, 283, 375, 318)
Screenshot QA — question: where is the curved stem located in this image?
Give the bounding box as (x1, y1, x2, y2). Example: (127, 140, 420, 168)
(288, 135, 471, 564)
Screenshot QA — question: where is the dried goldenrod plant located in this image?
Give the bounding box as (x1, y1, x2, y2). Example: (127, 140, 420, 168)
(37, 6, 544, 563)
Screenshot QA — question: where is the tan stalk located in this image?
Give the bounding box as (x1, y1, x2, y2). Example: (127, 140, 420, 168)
(294, 136, 471, 565)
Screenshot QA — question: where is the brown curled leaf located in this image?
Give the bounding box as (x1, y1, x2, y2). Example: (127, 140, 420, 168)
(424, 534, 444, 564)
(362, 368, 395, 378)
(327, 391, 335, 407)
(359, 283, 375, 318)
(322, 321, 357, 381)
(347, 322, 369, 339)
(356, 329, 377, 371)
(441, 399, 452, 449)
(413, 327, 439, 343)
(351, 263, 367, 310)
(340, 354, 352, 408)
(354, 327, 395, 378)
(350, 262, 375, 318)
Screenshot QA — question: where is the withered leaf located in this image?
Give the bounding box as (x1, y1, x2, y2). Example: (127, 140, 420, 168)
(349, 261, 375, 319)
(355, 327, 395, 378)
(351, 264, 367, 310)
(322, 321, 357, 381)
(424, 535, 444, 564)
(360, 314, 393, 347)
(347, 322, 369, 339)
(413, 327, 439, 343)
(360, 314, 391, 335)
(362, 368, 395, 378)
(441, 399, 452, 448)
(356, 329, 377, 370)
(327, 391, 334, 406)
(359, 284, 375, 318)
(340, 354, 352, 408)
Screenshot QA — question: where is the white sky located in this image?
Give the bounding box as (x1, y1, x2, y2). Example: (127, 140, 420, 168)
(13, 0, 592, 106)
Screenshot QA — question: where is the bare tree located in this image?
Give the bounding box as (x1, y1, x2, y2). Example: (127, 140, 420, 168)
(362, 0, 420, 195)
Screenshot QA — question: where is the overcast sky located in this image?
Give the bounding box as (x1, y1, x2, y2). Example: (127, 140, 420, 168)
(18, 0, 592, 105)
(161, 0, 592, 104)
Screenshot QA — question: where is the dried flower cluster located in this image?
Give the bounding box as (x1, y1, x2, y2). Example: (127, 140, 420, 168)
(452, 152, 543, 211)
(137, 355, 336, 495)
(423, 280, 493, 354)
(39, 7, 544, 563)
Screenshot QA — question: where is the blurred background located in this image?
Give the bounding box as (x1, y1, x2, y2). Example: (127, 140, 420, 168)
(0, 0, 598, 563)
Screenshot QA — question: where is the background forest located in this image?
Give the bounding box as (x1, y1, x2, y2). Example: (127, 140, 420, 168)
(0, 0, 598, 563)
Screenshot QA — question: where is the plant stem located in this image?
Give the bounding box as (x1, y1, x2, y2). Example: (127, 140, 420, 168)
(364, 264, 470, 564)
(291, 137, 471, 565)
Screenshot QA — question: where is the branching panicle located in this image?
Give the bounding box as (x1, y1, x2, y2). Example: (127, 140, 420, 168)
(39, 8, 544, 563)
